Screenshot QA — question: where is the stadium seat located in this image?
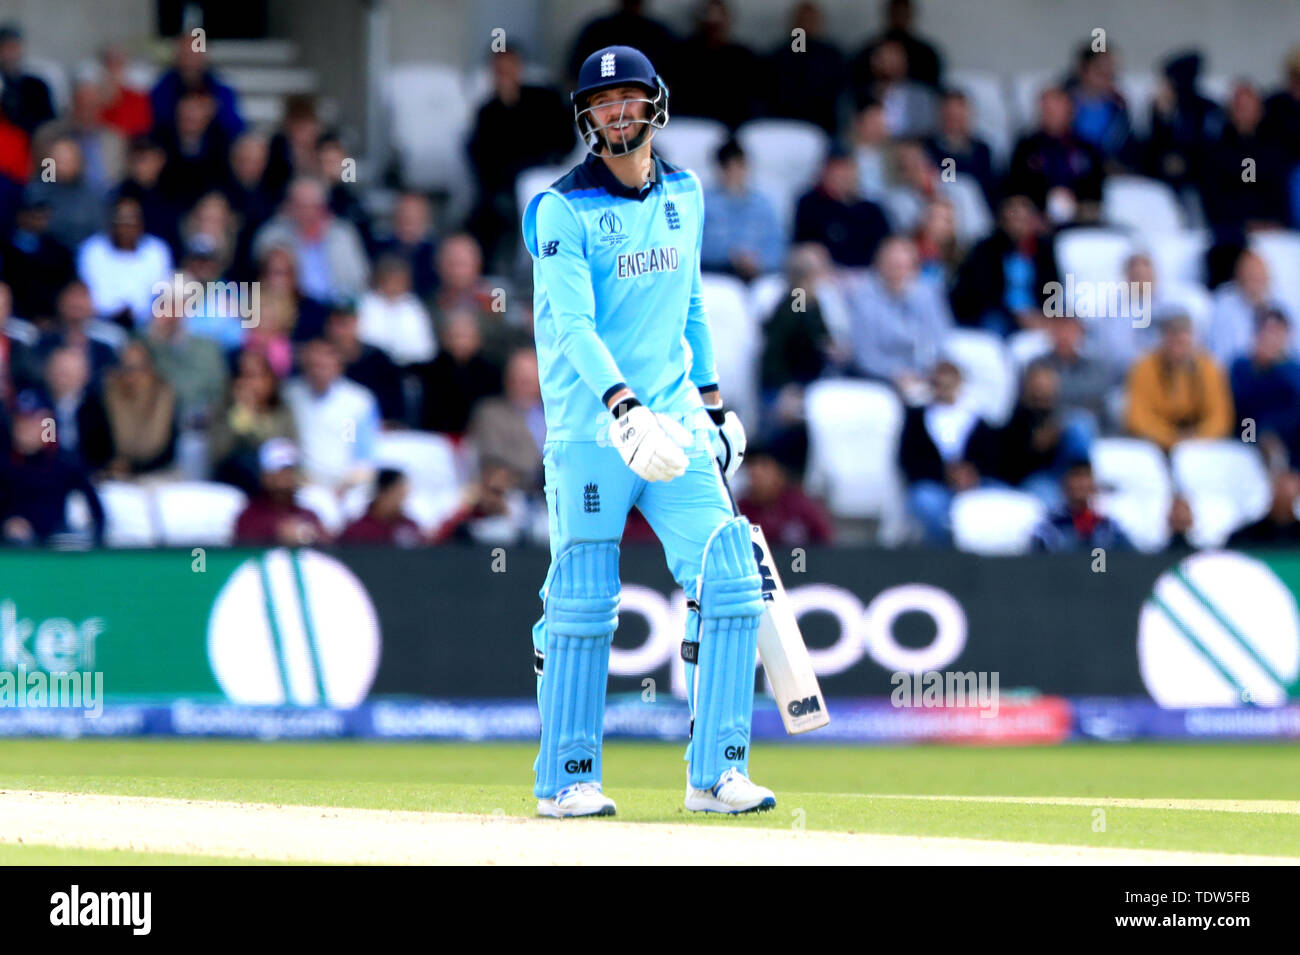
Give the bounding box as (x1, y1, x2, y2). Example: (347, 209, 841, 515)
(1090, 437, 1173, 552)
(1117, 73, 1157, 136)
(747, 272, 789, 325)
(461, 61, 552, 111)
(736, 119, 828, 235)
(404, 488, 465, 534)
(1249, 231, 1300, 324)
(951, 488, 1046, 555)
(942, 329, 1016, 426)
(1054, 227, 1134, 287)
(1010, 68, 1059, 132)
(93, 481, 158, 547)
(1007, 328, 1051, 371)
(1144, 229, 1210, 286)
(374, 430, 462, 495)
(385, 64, 472, 214)
(296, 484, 347, 535)
(651, 116, 729, 189)
(945, 69, 1012, 163)
(804, 379, 907, 541)
(155, 482, 248, 546)
(1170, 439, 1271, 547)
(700, 272, 758, 424)
(1103, 175, 1185, 235)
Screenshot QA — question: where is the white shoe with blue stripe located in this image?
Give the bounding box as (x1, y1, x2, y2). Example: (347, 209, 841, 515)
(537, 781, 616, 818)
(685, 767, 776, 814)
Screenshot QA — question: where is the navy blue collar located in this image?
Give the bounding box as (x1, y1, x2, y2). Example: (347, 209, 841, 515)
(583, 150, 662, 202)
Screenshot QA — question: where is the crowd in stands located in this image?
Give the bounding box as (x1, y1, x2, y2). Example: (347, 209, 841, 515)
(2, 0, 1300, 553)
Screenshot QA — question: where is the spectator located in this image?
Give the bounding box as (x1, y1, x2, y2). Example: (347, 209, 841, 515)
(912, 196, 961, 284)
(464, 47, 574, 272)
(27, 136, 104, 250)
(1125, 311, 1233, 452)
(112, 135, 183, 261)
(567, 0, 679, 86)
(1145, 50, 1223, 196)
(39, 345, 110, 469)
(263, 94, 321, 205)
(76, 195, 173, 328)
(760, 2, 846, 135)
(233, 437, 328, 546)
(853, 0, 943, 90)
(849, 97, 890, 201)
(845, 235, 952, 394)
(155, 87, 234, 210)
(1091, 252, 1204, 368)
(432, 457, 531, 546)
(1199, 82, 1289, 234)
(999, 360, 1096, 509)
(950, 193, 1058, 335)
(373, 191, 438, 300)
(150, 34, 242, 141)
(317, 130, 372, 252)
(1228, 470, 1300, 546)
(1206, 250, 1283, 368)
(180, 191, 238, 278)
(1230, 307, 1300, 470)
(0, 23, 55, 134)
(223, 131, 275, 279)
(419, 309, 503, 435)
(324, 303, 406, 426)
(758, 244, 837, 415)
(92, 339, 178, 478)
(339, 468, 423, 546)
(34, 79, 126, 193)
(737, 430, 833, 546)
(899, 360, 1001, 545)
(209, 349, 297, 496)
(923, 88, 997, 209)
(427, 232, 526, 364)
(283, 337, 379, 491)
(1064, 45, 1134, 167)
(1, 189, 75, 321)
(256, 243, 329, 345)
(849, 36, 935, 137)
(468, 348, 545, 489)
(669, 0, 762, 130)
(1262, 47, 1300, 165)
(1006, 87, 1104, 223)
(358, 255, 437, 366)
(881, 138, 991, 249)
(792, 145, 891, 268)
(0, 389, 104, 546)
(1030, 460, 1132, 552)
(700, 138, 784, 279)
(31, 281, 122, 388)
(1039, 313, 1121, 427)
(253, 176, 369, 303)
(175, 240, 245, 352)
(144, 294, 229, 428)
(96, 46, 152, 138)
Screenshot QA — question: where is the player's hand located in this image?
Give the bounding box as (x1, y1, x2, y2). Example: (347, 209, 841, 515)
(610, 404, 690, 481)
(708, 407, 746, 479)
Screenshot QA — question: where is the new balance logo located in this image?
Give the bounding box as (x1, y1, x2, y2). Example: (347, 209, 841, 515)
(600, 53, 616, 77)
(564, 758, 593, 774)
(787, 696, 822, 717)
(583, 482, 600, 513)
(724, 745, 746, 760)
(664, 200, 680, 230)
(540, 240, 559, 258)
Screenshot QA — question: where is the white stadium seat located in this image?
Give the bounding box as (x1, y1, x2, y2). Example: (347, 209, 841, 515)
(1144, 229, 1210, 286)
(651, 116, 729, 189)
(374, 430, 462, 495)
(942, 329, 1016, 426)
(736, 119, 828, 235)
(951, 488, 1046, 555)
(296, 484, 347, 535)
(1010, 68, 1059, 132)
(1103, 175, 1185, 235)
(155, 482, 248, 546)
(699, 272, 758, 425)
(515, 164, 569, 220)
(1090, 437, 1173, 552)
(1249, 231, 1300, 324)
(94, 481, 158, 547)
(1054, 228, 1134, 286)
(1007, 328, 1051, 372)
(1117, 73, 1158, 136)
(804, 379, 906, 541)
(385, 65, 472, 214)
(1170, 439, 1271, 548)
(747, 272, 789, 325)
(945, 69, 1012, 163)
(404, 489, 465, 534)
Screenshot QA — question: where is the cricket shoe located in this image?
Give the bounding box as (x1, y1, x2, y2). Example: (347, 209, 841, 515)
(537, 781, 616, 818)
(685, 767, 777, 814)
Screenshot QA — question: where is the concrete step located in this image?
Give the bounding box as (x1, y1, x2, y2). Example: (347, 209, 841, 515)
(222, 66, 318, 96)
(205, 39, 300, 66)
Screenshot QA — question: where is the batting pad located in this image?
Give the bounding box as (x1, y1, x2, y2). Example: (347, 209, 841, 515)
(534, 541, 620, 798)
(686, 517, 764, 790)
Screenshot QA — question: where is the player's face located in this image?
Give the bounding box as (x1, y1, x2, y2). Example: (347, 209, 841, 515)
(589, 86, 650, 148)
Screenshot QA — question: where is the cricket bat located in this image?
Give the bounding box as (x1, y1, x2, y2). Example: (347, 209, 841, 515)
(748, 522, 831, 735)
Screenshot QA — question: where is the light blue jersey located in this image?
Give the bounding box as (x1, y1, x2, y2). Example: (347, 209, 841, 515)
(521, 151, 718, 441)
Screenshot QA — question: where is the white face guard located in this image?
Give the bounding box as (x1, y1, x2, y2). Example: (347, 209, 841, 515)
(575, 82, 669, 156)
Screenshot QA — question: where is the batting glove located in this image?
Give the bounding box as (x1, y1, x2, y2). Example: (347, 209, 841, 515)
(707, 406, 746, 480)
(610, 400, 690, 482)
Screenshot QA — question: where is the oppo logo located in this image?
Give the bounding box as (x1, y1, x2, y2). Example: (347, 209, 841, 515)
(612, 583, 967, 698)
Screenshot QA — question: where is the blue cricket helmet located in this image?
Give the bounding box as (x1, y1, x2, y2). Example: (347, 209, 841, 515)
(572, 45, 669, 156)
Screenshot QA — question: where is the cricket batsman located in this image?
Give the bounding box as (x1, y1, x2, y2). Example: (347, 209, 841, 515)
(521, 45, 775, 818)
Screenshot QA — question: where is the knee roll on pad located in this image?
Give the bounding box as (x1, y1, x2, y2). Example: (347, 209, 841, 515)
(534, 541, 620, 798)
(685, 517, 764, 790)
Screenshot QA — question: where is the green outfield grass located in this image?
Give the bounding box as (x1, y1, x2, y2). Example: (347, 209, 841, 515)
(0, 739, 1297, 859)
